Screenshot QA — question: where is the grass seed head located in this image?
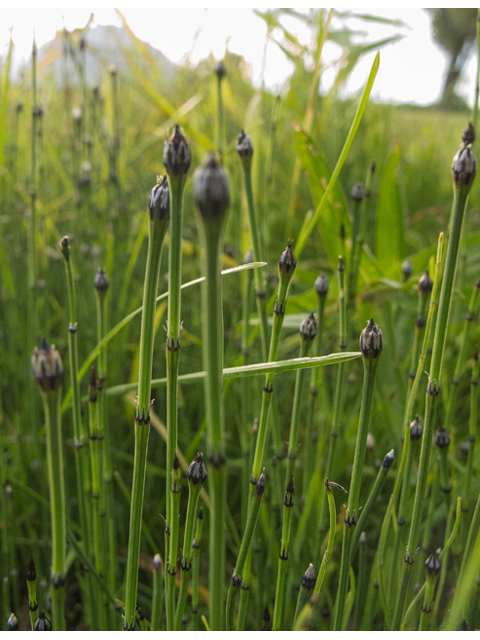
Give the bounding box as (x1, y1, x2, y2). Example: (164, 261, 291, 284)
(94, 267, 110, 294)
(193, 156, 230, 222)
(33, 611, 52, 631)
(236, 130, 253, 169)
(302, 563, 316, 591)
(401, 259, 413, 281)
(300, 312, 318, 342)
(418, 269, 433, 296)
(360, 318, 383, 359)
(148, 175, 170, 222)
(278, 241, 297, 282)
(383, 449, 395, 469)
(351, 181, 365, 203)
(31, 339, 63, 393)
(187, 452, 208, 486)
(7, 613, 19, 631)
(410, 416, 423, 441)
(163, 124, 191, 178)
(452, 145, 476, 188)
(314, 272, 329, 298)
(434, 427, 450, 449)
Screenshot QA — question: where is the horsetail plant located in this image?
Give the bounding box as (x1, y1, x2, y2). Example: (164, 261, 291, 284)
(175, 453, 207, 630)
(333, 319, 383, 630)
(251, 242, 297, 486)
(408, 270, 432, 387)
(163, 124, 191, 628)
(285, 313, 318, 483)
(58, 236, 91, 600)
(7, 613, 18, 631)
(295, 478, 347, 630)
(94, 266, 116, 623)
(293, 563, 316, 628)
(318, 257, 347, 534)
(465, 348, 478, 505)
(272, 477, 294, 630)
(31, 340, 66, 631)
(124, 175, 170, 629)
(33, 611, 52, 631)
(215, 61, 226, 158)
(392, 128, 477, 630)
(167, 455, 181, 630)
(191, 508, 203, 631)
(226, 470, 266, 630)
(193, 155, 230, 630)
(237, 131, 269, 359)
(26, 557, 37, 630)
(151, 554, 163, 631)
(305, 272, 328, 485)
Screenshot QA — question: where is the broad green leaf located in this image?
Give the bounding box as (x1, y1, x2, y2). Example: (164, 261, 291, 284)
(375, 143, 405, 271)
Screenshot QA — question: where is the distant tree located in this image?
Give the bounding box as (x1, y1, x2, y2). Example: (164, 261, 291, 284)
(427, 8, 477, 109)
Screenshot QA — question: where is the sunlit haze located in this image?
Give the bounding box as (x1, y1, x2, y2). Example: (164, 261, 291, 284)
(0, 7, 477, 106)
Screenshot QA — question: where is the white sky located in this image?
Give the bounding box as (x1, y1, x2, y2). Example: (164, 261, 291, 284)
(0, 6, 478, 106)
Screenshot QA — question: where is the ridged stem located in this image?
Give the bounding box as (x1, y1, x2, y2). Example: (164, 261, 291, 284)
(42, 390, 66, 631)
(174, 483, 202, 630)
(466, 350, 479, 505)
(226, 479, 264, 630)
(333, 355, 379, 630)
(151, 557, 164, 631)
(285, 340, 310, 483)
(191, 509, 203, 631)
(392, 184, 470, 630)
(241, 164, 269, 360)
(124, 211, 168, 629)
(198, 219, 226, 630)
(272, 482, 294, 630)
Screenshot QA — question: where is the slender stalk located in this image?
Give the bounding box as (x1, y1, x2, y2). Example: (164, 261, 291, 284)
(124, 177, 170, 629)
(215, 62, 226, 158)
(250, 242, 296, 484)
(226, 472, 266, 630)
(174, 454, 206, 630)
(235, 551, 251, 631)
(166, 455, 181, 630)
(151, 555, 163, 631)
(26, 558, 37, 631)
(351, 449, 394, 558)
(347, 185, 364, 315)
(272, 478, 294, 630)
(294, 479, 341, 630)
(304, 275, 328, 487)
(41, 385, 66, 630)
(191, 508, 203, 631)
(466, 349, 478, 505)
(164, 126, 191, 628)
(237, 131, 269, 360)
(293, 564, 316, 629)
(391, 145, 475, 630)
(444, 280, 480, 440)
(194, 157, 230, 630)
(318, 257, 347, 534)
(333, 320, 382, 630)
(59, 238, 91, 579)
(285, 314, 317, 484)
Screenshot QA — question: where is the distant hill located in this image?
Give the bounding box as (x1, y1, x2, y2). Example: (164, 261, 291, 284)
(37, 23, 176, 87)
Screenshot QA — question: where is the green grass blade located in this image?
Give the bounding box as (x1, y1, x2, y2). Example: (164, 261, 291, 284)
(295, 51, 380, 258)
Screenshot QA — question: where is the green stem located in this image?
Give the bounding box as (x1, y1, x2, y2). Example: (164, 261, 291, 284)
(241, 164, 269, 360)
(272, 480, 294, 630)
(235, 551, 251, 631)
(175, 484, 202, 630)
(124, 202, 169, 629)
(191, 509, 203, 631)
(285, 340, 310, 483)
(42, 390, 66, 631)
(334, 353, 379, 630)
(226, 474, 265, 630)
(392, 183, 471, 630)
(151, 555, 163, 631)
(466, 350, 478, 505)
